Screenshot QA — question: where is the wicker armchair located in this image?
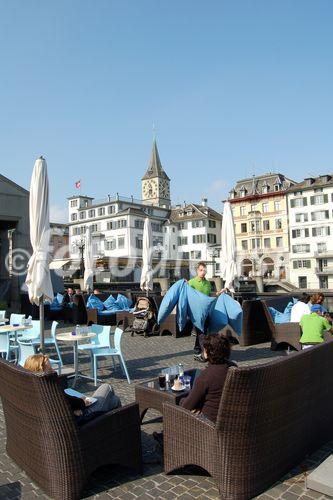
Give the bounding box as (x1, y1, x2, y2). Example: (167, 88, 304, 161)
(163, 339, 333, 499)
(0, 359, 142, 500)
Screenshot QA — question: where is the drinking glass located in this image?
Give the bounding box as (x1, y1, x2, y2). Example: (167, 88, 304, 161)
(184, 375, 191, 390)
(158, 374, 166, 390)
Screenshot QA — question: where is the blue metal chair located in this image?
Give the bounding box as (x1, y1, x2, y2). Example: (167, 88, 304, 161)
(23, 321, 63, 370)
(77, 324, 112, 378)
(92, 326, 130, 386)
(10, 314, 26, 326)
(0, 310, 6, 325)
(0, 331, 11, 360)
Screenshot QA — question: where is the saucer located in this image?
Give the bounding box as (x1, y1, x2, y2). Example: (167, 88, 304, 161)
(171, 385, 185, 392)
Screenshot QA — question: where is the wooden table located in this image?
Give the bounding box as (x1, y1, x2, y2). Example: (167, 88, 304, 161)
(57, 331, 96, 387)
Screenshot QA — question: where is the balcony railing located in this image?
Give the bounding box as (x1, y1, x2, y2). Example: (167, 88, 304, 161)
(315, 267, 333, 275)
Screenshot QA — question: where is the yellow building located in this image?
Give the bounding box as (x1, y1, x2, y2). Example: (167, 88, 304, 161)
(229, 173, 296, 281)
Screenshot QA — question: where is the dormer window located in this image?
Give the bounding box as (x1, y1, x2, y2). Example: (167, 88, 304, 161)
(240, 186, 247, 198)
(186, 209, 193, 216)
(229, 189, 236, 199)
(274, 184, 280, 192)
(178, 211, 184, 217)
(262, 182, 270, 194)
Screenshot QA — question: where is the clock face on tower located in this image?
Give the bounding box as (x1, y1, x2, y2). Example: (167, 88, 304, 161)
(160, 179, 170, 199)
(143, 180, 157, 199)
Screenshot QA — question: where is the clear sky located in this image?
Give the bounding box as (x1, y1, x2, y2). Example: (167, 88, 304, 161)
(0, 1, 332, 221)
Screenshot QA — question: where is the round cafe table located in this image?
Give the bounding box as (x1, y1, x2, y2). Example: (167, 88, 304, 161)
(57, 331, 96, 387)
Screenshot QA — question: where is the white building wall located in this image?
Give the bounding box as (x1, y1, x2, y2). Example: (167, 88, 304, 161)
(288, 184, 333, 289)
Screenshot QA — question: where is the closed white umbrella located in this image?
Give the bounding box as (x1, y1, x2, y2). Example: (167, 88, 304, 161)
(140, 217, 153, 295)
(83, 226, 94, 292)
(220, 201, 238, 292)
(25, 156, 53, 351)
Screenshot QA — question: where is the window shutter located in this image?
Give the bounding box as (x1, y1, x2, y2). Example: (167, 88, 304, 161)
(303, 198, 307, 206)
(325, 210, 329, 219)
(305, 228, 309, 237)
(310, 196, 315, 205)
(324, 194, 328, 203)
(293, 261, 297, 269)
(292, 230, 296, 238)
(291, 199, 295, 208)
(327, 227, 330, 236)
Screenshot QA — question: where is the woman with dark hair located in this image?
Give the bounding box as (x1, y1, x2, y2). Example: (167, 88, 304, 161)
(179, 335, 235, 424)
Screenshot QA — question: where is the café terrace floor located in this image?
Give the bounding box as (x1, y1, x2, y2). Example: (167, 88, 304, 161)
(0, 324, 332, 500)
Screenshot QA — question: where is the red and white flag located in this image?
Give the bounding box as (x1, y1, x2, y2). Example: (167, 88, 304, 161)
(75, 180, 81, 189)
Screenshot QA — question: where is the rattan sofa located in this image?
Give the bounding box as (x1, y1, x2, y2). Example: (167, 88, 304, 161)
(0, 359, 142, 500)
(163, 339, 333, 499)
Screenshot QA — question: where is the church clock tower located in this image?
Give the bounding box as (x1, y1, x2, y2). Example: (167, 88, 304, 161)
(142, 140, 171, 207)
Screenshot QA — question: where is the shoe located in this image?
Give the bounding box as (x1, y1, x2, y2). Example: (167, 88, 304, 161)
(193, 354, 207, 363)
(153, 431, 164, 449)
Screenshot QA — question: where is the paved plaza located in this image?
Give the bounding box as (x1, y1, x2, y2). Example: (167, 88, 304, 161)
(0, 325, 332, 500)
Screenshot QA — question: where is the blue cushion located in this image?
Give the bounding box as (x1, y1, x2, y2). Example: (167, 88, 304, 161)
(208, 294, 243, 336)
(115, 294, 132, 310)
(86, 294, 104, 312)
(186, 285, 215, 332)
(158, 280, 186, 325)
(269, 301, 294, 324)
(103, 294, 116, 310)
(56, 293, 64, 305)
(50, 297, 63, 311)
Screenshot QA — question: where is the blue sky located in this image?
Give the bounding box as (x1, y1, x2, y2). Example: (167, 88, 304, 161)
(0, 1, 332, 222)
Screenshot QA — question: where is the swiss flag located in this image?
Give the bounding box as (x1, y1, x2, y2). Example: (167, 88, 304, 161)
(75, 180, 81, 189)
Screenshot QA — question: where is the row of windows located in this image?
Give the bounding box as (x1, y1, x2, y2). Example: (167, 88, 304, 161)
(292, 242, 328, 253)
(177, 233, 217, 245)
(177, 220, 217, 230)
(105, 237, 125, 250)
(234, 183, 282, 198)
(179, 251, 202, 259)
(237, 201, 282, 215)
(294, 210, 330, 222)
(298, 276, 329, 289)
(241, 237, 284, 250)
(290, 194, 330, 208)
(292, 227, 330, 238)
(240, 219, 282, 233)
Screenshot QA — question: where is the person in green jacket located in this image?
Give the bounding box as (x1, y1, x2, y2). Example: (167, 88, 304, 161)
(188, 261, 223, 362)
(300, 304, 333, 349)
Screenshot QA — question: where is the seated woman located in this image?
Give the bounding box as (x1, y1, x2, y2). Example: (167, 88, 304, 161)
(153, 335, 234, 448)
(180, 334, 235, 424)
(24, 354, 121, 423)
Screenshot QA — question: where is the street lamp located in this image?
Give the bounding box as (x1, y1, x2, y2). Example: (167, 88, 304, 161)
(208, 247, 219, 277)
(75, 238, 85, 278)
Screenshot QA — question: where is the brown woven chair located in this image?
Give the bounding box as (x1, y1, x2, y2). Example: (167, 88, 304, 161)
(0, 359, 142, 500)
(163, 339, 333, 499)
(260, 296, 302, 351)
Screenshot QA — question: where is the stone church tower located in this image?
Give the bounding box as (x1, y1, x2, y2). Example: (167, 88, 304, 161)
(141, 140, 171, 208)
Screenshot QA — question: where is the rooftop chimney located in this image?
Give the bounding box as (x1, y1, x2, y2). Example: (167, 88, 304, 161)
(201, 197, 208, 207)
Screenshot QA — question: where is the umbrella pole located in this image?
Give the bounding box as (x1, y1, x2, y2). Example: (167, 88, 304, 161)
(40, 295, 45, 353)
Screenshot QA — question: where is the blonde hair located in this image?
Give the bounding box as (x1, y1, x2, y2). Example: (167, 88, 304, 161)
(24, 354, 50, 373)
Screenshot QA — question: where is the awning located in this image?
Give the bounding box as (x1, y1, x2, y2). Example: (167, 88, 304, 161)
(49, 259, 70, 270)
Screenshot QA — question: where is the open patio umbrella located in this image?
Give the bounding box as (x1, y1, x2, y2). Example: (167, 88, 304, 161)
(83, 226, 94, 292)
(25, 156, 53, 352)
(140, 217, 153, 295)
(220, 201, 238, 292)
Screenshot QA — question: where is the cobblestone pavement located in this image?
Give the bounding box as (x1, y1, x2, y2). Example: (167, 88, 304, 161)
(0, 324, 332, 499)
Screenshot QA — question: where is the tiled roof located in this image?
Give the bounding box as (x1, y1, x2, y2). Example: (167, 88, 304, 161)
(287, 174, 333, 192)
(169, 203, 221, 222)
(230, 173, 296, 199)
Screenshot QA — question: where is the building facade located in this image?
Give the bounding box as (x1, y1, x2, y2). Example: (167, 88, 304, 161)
(287, 174, 333, 289)
(67, 141, 222, 281)
(229, 173, 296, 282)
(50, 223, 69, 259)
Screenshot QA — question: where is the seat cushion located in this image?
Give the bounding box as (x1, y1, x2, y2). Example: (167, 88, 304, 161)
(103, 294, 116, 310)
(87, 295, 104, 312)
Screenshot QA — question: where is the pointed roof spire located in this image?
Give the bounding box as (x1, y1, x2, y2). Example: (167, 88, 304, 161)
(142, 140, 170, 181)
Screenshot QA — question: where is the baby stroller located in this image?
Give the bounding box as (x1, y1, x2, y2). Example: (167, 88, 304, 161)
(131, 296, 160, 337)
